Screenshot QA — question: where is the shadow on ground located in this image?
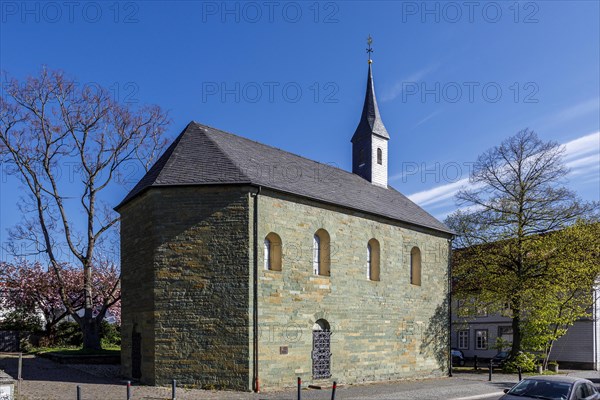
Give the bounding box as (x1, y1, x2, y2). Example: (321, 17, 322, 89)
(0, 355, 121, 384)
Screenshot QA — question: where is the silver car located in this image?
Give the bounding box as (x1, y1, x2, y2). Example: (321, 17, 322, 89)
(500, 376, 599, 400)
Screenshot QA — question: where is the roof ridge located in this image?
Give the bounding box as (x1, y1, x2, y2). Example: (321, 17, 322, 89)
(190, 122, 448, 233)
(191, 121, 385, 187)
(118, 121, 451, 235)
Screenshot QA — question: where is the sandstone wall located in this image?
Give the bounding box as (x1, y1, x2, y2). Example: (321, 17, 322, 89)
(120, 186, 252, 390)
(255, 190, 450, 389)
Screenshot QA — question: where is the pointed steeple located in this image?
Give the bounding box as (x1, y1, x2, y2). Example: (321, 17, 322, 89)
(351, 62, 390, 143)
(351, 38, 390, 188)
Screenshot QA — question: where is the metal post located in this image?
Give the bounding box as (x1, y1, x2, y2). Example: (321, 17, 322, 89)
(488, 360, 493, 381)
(331, 381, 337, 400)
(77, 385, 82, 400)
(17, 352, 22, 396)
(474, 355, 478, 370)
(127, 381, 131, 400)
(449, 356, 453, 377)
(297, 377, 301, 400)
(172, 379, 176, 400)
(518, 366, 522, 381)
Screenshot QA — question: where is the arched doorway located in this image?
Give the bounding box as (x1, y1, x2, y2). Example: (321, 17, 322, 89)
(312, 319, 331, 379)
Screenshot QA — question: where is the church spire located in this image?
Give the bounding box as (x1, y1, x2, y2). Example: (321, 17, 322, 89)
(351, 37, 390, 143)
(351, 36, 390, 188)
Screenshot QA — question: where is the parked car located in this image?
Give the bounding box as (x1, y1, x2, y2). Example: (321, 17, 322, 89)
(451, 349, 465, 366)
(500, 376, 600, 400)
(491, 351, 510, 367)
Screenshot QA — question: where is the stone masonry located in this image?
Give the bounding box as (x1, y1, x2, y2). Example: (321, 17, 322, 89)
(255, 189, 450, 389)
(120, 186, 252, 390)
(120, 184, 450, 391)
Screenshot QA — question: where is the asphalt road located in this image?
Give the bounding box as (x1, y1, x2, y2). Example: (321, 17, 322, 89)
(2, 355, 598, 400)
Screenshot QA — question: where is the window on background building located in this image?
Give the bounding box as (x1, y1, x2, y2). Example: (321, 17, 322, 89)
(498, 326, 513, 344)
(264, 232, 282, 271)
(410, 246, 421, 286)
(313, 229, 331, 276)
(475, 330, 488, 350)
(377, 148, 382, 165)
(367, 238, 380, 281)
(458, 330, 469, 349)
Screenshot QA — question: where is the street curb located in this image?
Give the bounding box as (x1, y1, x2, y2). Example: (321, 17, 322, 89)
(451, 392, 505, 400)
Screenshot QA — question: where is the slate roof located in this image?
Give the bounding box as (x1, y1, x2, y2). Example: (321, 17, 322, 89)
(352, 63, 389, 142)
(117, 122, 452, 235)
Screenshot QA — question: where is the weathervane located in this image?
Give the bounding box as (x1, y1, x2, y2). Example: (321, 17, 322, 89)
(366, 35, 373, 64)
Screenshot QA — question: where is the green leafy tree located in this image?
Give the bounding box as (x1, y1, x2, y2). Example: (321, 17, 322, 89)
(521, 222, 600, 369)
(492, 337, 511, 353)
(447, 129, 597, 357)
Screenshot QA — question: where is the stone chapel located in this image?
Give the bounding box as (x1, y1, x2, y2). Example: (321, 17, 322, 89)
(117, 57, 453, 391)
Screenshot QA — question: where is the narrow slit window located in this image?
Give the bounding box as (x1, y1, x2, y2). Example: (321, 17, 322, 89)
(367, 238, 380, 281)
(313, 229, 331, 276)
(410, 246, 421, 286)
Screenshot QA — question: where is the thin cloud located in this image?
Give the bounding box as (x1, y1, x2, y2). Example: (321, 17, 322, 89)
(406, 131, 600, 213)
(554, 98, 599, 123)
(408, 177, 477, 207)
(563, 132, 600, 176)
(413, 109, 443, 129)
(537, 98, 600, 129)
(563, 131, 599, 160)
(567, 154, 599, 173)
(380, 65, 438, 102)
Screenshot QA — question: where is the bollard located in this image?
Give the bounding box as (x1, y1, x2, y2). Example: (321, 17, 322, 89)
(172, 379, 176, 400)
(297, 377, 301, 400)
(474, 355, 478, 370)
(518, 366, 522, 381)
(127, 381, 131, 400)
(489, 360, 493, 381)
(77, 385, 81, 400)
(331, 381, 337, 400)
(17, 353, 22, 396)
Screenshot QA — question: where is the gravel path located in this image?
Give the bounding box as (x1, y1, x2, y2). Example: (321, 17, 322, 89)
(0, 355, 597, 400)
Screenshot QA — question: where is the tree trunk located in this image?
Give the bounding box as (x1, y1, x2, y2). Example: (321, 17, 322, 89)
(543, 340, 555, 370)
(510, 308, 522, 358)
(81, 315, 102, 350)
(44, 322, 57, 346)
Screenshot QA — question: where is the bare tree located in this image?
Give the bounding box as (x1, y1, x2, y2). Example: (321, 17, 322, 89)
(446, 129, 597, 357)
(0, 68, 169, 349)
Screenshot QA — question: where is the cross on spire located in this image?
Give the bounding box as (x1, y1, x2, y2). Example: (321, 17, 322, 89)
(366, 35, 373, 64)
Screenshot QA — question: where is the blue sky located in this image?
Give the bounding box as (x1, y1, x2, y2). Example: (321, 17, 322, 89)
(1, 1, 599, 260)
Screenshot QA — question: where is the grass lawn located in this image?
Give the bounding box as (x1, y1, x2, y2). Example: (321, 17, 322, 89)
(30, 346, 120, 356)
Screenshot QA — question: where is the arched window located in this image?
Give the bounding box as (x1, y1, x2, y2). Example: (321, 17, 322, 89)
(410, 246, 421, 286)
(313, 229, 330, 276)
(367, 238, 380, 281)
(264, 232, 282, 271)
(377, 148, 382, 165)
